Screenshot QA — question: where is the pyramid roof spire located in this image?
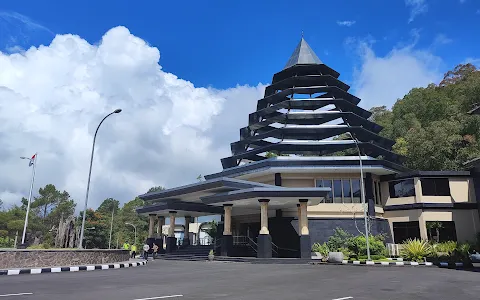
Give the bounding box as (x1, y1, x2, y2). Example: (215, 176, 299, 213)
(283, 37, 323, 69)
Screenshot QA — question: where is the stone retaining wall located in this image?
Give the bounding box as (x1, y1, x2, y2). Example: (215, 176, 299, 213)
(0, 249, 130, 269)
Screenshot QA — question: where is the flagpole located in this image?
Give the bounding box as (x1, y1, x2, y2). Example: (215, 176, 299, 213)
(21, 153, 37, 246)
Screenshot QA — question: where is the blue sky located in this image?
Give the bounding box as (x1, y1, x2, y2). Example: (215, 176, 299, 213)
(1, 0, 479, 89)
(1, 0, 480, 208)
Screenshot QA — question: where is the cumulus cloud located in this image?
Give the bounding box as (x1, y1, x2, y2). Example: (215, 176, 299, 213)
(0, 26, 265, 209)
(405, 0, 428, 23)
(349, 35, 443, 109)
(337, 20, 356, 27)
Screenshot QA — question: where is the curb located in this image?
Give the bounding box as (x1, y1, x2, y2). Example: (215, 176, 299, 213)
(436, 262, 468, 268)
(0, 260, 147, 276)
(342, 260, 433, 266)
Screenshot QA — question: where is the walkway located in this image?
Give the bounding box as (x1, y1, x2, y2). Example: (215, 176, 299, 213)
(0, 260, 479, 299)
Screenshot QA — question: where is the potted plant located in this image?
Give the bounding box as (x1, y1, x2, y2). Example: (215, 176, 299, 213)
(208, 249, 215, 261)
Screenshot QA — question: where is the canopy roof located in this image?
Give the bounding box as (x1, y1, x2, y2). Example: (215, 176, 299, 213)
(136, 177, 330, 216)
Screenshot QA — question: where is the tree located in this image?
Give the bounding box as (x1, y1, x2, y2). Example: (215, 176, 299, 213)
(439, 63, 477, 87)
(426, 221, 443, 242)
(202, 221, 217, 239)
(32, 184, 71, 220)
(97, 198, 120, 215)
(147, 186, 165, 193)
(369, 64, 480, 171)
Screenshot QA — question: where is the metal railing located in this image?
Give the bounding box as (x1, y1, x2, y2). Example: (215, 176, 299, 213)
(198, 237, 213, 245)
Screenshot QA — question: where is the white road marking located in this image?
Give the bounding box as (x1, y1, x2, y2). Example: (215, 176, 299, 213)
(133, 295, 183, 300)
(332, 297, 353, 300)
(0, 293, 34, 297)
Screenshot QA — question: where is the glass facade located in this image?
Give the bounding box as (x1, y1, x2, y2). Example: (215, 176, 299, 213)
(316, 178, 362, 204)
(388, 179, 415, 198)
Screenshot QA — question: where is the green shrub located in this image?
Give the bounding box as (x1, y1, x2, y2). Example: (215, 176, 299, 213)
(326, 228, 353, 251)
(311, 242, 329, 258)
(401, 239, 432, 262)
(357, 254, 386, 261)
(346, 235, 386, 258)
(338, 247, 353, 259)
(0, 236, 15, 248)
(435, 241, 457, 255)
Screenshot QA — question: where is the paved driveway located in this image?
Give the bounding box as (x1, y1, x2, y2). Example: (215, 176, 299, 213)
(0, 260, 479, 299)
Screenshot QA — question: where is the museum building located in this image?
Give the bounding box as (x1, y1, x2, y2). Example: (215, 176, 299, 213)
(136, 38, 480, 259)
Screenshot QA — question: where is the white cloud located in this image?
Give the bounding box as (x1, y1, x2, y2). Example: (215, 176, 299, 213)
(0, 11, 54, 51)
(463, 57, 480, 66)
(0, 26, 265, 210)
(337, 20, 356, 27)
(432, 33, 453, 48)
(350, 35, 443, 109)
(405, 0, 428, 23)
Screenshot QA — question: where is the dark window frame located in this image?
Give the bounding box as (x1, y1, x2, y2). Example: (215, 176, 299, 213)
(421, 178, 451, 196)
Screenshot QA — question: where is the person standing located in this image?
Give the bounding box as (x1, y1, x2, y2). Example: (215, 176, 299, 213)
(130, 244, 137, 258)
(123, 242, 130, 251)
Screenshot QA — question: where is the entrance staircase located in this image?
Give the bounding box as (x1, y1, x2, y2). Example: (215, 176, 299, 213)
(156, 245, 212, 261)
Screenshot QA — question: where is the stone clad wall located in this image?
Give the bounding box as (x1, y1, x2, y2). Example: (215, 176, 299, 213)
(0, 249, 130, 269)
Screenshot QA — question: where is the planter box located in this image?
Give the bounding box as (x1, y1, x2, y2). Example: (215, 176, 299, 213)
(327, 252, 344, 263)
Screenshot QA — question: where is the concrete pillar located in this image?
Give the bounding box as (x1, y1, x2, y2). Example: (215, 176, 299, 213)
(257, 199, 272, 258)
(414, 177, 423, 203)
(166, 211, 177, 253)
(148, 214, 156, 238)
(184, 216, 191, 246)
(299, 199, 311, 259)
(221, 204, 233, 256)
(297, 204, 301, 236)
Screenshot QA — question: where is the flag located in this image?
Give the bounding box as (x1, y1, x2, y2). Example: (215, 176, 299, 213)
(29, 154, 36, 167)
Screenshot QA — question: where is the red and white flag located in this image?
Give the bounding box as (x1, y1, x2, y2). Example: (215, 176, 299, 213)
(29, 154, 36, 167)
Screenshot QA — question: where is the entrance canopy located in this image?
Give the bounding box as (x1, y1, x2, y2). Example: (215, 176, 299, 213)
(136, 177, 330, 217)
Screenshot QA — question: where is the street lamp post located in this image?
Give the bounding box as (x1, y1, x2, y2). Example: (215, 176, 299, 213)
(125, 222, 137, 246)
(20, 153, 37, 246)
(78, 109, 122, 249)
(346, 132, 371, 261)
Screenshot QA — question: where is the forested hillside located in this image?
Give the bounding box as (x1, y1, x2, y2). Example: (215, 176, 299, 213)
(369, 63, 480, 171)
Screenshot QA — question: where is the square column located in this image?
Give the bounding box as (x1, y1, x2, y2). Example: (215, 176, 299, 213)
(221, 204, 233, 256)
(148, 214, 156, 238)
(145, 214, 157, 254)
(299, 199, 311, 259)
(156, 216, 165, 254)
(257, 199, 272, 258)
(296, 204, 301, 236)
(184, 216, 191, 246)
(166, 211, 177, 253)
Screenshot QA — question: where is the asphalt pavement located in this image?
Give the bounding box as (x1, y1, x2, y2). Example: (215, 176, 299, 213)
(0, 260, 479, 300)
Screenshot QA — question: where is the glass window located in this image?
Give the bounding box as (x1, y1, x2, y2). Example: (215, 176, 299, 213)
(378, 182, 382, 204)
(322, 179, 333, 203)
(342, 179, 352, 203)
(421, 178, 450, 196)
(352, 179, 361, 203)
(374, 182, 382, 205)
(388, 179, 415, 198)
(393, 221, 421, 243)
(333, 180, 342, 203)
